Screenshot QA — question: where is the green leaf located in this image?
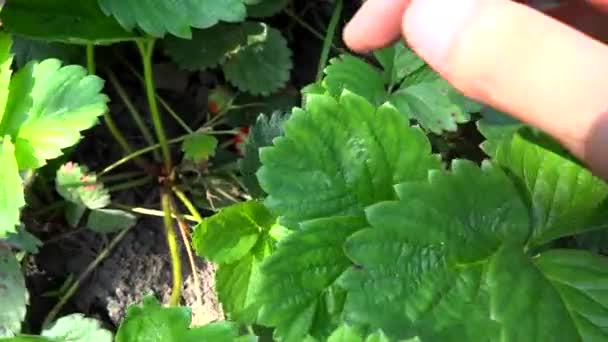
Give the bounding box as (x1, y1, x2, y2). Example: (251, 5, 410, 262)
(486, 244, 580, 341)
(256, 216, 367, 342)
(115, 296, 247, 342)
(318, 41, 480, 134)
(494, 128, 608, 246)
(222, 24, 292, 95)
(476, 107, 524, 158)
(98, 0, 247, 38)
(5, 226, 43, 254)
(216, 252, 267, 323)
(0, 0, 138, 44)
(390, 79, 470, 133)
(41, 314, 112, 342)
(246, 0, 290, 18)
(373, 43, 425, 86)
(192, 200, 275, 264)
(339, 160, 524, 339)
(322, 55, 386, 106)
(335, 158, 608, 340)
(0, 247, 27, 337)
(165, 22, 264, 71)
(11, 35, 83, 68)
(86, 209, 136, 233)
(192, 201, 276, 322)
(326, 325, 390, 342)
(55, 162, 110, 210)
(2, 59, 108, 169)
(0, 33, 13, 124)
(238, 111, 289, 198)
(533, 249, 608, 340)
(181, 133, 218, 163)
(65, 202, 86, 228)
(0, 138, 25, 238)
(258, 91, 440, 228)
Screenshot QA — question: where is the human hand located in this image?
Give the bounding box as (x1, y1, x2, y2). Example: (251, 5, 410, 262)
(344, 0, 608, 178)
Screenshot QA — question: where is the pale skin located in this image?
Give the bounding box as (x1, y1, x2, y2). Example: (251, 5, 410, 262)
(343, 0, 608, 179)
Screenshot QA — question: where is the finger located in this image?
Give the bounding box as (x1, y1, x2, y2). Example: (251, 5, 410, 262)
(586, 0, 608, 11)
(343, 0, 409, 52)
(403, 0, 608, 177)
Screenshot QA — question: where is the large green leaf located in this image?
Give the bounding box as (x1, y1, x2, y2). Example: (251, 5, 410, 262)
(339, 160, 523, 339)
(255, 216, 367, 341)
(0, 0, 138, 44)
(318, 42, 481, 134)
(238, 111, 289, 198)
(494, 128, 608, 246)
(486, 244, 580, 341)
(0, 138, 25, 238)
(1, 59, 108, 169)
(534, 249, 608, 340)
(192, 201, 276, 321)
(115, 296, 251, 342)
(338, 159, 608, 340)
(0, 247, 27, 337)
(41, 314, 112, 342)
(97, 0, 247, 38)
(257, 91, 440, 228)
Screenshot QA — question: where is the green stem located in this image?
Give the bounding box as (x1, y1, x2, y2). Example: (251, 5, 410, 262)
(170, 200, 202, 307)
(107, 176, 153, 193)
(316, 0, 343, 81)
(157, 96, 193, 134)
(86, 44, 95, 74)
(285, 9, 345, 54)
(42, 225, 133, 328)
(100, 171, 145, 183)
(106, 69, 160, 160)
(87, 44, 136, 156)
(99, 130, 239, 176)
(103, 112, 135, 156)
(114, 51, 194, 133)
(112, 203, 198, 222)
(136, 39, 172, 171)
(99, 134, 191, 176)
(173, 187, 203, 223)
(162, 192, 182, 306)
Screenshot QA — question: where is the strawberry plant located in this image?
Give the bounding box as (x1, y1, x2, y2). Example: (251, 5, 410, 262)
(1, 0, 608, 341)
(191, 44, 608, 341)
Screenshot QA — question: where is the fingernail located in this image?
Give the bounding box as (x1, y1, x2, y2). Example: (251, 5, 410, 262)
(404, 0, 478, 72)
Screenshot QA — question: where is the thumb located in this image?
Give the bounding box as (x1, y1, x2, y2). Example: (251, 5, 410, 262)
(403, 0, 608, 177)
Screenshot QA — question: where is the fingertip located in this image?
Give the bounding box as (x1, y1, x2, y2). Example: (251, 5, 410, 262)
(343, 0, 410, 52)
(402, 0, 479, 76)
